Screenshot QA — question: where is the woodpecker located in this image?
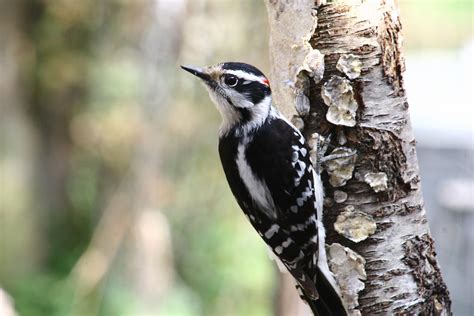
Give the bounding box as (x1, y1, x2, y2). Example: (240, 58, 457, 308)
(181, 62, 347, 316)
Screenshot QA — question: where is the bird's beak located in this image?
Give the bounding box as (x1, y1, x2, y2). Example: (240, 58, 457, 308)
(180, 65, 212, 83)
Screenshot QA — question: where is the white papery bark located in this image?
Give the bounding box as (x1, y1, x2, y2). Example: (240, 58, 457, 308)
(264, 1, 451, 315)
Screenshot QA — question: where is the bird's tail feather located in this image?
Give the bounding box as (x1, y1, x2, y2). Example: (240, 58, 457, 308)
(298, 268, 348, 316)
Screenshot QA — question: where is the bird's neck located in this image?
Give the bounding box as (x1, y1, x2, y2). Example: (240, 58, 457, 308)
(219, 96, 273, 138)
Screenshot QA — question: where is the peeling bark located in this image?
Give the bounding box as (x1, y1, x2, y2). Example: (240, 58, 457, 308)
(265, 0, 451, 315)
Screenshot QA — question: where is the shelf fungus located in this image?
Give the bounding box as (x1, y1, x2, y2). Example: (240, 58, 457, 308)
(294, 75, 311, 116)
(337, 128, 347, 146)
(334, 190, 348, 204)
(294, 48, 325, 116)
(364, 172, 388, 192)
(336, 54, 363, 79)
(324, 147, 357, 187)
(321, 76, 358, 127)
(327, 243, 366, 314)
(334, 206, 377, 243)
(295, 48, 325, 84)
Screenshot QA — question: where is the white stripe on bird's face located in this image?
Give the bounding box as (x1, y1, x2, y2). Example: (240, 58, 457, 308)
(223, 69, 269, 86)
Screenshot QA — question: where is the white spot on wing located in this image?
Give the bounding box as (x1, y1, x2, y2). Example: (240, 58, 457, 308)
(298, 161, 306, 171)
(296, 168, 305, 178)
(264, 224, 279, 239)
(299, 136, 305, 144)
(290, 223, 305, 232)
(302, 190, 312, 200)
(275, 246, 283, 254)
(282, 238, 293, 248)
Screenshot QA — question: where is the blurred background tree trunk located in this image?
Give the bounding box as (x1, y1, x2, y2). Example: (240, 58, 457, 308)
(19, 0, 99, 271)
(265, 0, 452, 315)
(68, 1, 186, 314)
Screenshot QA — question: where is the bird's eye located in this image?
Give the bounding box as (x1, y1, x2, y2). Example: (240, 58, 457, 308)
(223, 75, 238, 87)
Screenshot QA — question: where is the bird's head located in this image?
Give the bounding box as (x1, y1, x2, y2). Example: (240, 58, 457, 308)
(181, 62, 272, 134)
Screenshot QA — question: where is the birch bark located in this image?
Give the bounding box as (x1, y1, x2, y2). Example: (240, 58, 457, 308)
(264, 1, 452, 315)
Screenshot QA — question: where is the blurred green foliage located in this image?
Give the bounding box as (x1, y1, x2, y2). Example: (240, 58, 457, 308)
(0, 0, 472, 315)
(2, 1, 274, 315)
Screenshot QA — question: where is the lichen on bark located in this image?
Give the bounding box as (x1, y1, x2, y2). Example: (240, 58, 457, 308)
(334, 206, 377, 243)
(327, 243, 367, 315)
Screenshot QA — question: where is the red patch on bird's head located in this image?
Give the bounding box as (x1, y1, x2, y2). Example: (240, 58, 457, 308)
(262, 78, 270, 86)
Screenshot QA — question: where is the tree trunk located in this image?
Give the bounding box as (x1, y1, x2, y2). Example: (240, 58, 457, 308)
(264, 0, 451, 315)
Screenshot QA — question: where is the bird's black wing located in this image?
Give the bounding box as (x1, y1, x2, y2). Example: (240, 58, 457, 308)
(218, 116, 347, 316)
(245, 116, 347, 316)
